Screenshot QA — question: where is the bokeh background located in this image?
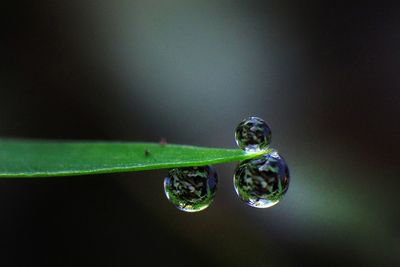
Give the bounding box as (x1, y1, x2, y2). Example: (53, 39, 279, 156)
(1, 1, 399, 266)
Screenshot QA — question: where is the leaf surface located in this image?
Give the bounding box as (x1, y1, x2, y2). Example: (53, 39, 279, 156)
(0, 139, 267, 177)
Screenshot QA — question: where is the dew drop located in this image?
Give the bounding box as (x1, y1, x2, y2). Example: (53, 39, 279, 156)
(235, 116, 272, 152)
(164, 166, 218, 212)
(234, 150, 289, 208)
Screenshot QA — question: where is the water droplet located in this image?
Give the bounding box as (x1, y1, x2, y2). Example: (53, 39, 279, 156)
(164, 166, 218, 212)
(234, 150, 289, 208)
(235, 117, 272, 152)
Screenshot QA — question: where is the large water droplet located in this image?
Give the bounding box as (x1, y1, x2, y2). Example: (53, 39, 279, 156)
(235, 116, 272, 152)
(164, 166, 218, 212)
(234, 150, 289, 208)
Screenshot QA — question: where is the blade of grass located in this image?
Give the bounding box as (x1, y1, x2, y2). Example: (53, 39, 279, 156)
(0, 139, 269, 178)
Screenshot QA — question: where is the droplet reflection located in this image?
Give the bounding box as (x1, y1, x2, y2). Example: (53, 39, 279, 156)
(164, 166, 218, 212)
(234, 150, 289, 208)
(235, 116, 272, 152)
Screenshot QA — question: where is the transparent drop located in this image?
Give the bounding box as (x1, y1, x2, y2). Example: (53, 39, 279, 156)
(234, 150, 289, 208)
(235, 117, 272, 152)
(164, 166, 218, 212)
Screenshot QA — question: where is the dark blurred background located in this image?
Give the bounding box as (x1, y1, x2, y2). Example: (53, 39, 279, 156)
(1, 1, 399, 266)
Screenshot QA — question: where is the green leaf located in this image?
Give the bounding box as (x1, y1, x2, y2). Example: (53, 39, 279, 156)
(0, 139, 269, 178)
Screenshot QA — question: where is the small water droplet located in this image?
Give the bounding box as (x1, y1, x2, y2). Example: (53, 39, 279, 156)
(234, 150, 289, 208)
(235, 117, 272, 152)
(164, 166, 218, 212)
